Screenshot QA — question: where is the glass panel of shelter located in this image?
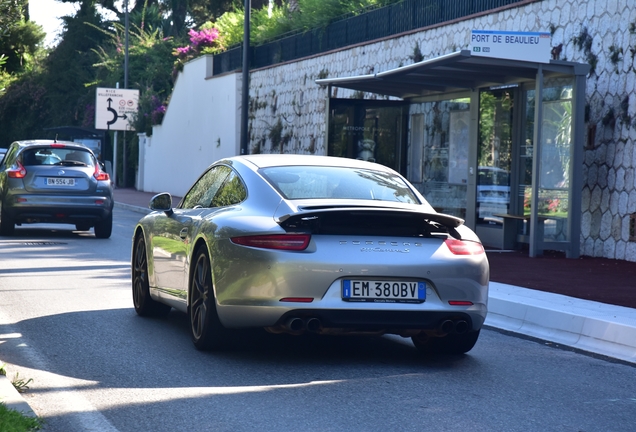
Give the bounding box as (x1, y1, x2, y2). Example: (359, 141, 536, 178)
(328, 99, 408, 173)
(408, 98, 471, 220)
(520, 78, 573, 245)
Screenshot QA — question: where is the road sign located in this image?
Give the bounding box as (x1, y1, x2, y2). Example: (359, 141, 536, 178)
(95, 87, 139, 131)
(470, 30, 551, 63)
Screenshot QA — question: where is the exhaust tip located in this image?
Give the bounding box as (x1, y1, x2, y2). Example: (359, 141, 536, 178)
(455, 320, 469, 334)
(440, 320, 455, 334)
(306, 317, 322, 332)
(285, 317, 305, 333)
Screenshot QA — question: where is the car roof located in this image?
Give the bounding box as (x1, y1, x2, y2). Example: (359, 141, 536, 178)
(232, 154, 396, 173)
(12, 140, 90, 151)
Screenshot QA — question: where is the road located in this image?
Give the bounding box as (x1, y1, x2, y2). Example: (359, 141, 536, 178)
(0, 207, 635, 431)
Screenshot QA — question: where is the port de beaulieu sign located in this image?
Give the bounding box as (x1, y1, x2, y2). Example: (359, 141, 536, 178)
(470, 30, 551, 63)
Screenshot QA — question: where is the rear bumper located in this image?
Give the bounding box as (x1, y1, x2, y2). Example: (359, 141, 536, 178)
(4, 194, 113, 225)
(215, 302, 488, 334)
(276, 309, 479, 331)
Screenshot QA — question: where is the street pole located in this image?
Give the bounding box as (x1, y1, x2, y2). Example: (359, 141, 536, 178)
(123, 0, 129, 187)
(240, 0, 251, 155)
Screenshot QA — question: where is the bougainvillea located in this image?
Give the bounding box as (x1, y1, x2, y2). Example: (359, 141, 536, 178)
(172, 25, 224, 76)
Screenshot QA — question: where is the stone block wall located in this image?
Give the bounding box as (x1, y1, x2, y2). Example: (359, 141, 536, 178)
(246, 0, 636, 261)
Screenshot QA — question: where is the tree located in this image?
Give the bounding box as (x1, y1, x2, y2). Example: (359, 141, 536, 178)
(0, 0, 24, 36)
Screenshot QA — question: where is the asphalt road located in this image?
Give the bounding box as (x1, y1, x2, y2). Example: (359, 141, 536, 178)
(1, 208, 635, 432)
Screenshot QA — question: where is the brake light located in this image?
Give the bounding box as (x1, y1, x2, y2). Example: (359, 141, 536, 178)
(94, 165, 110, 181)
(50, 143, 66, 148)
(7, 161, 27, 178)
(231, 234, 311, 251)
(444, 239, 484, 255)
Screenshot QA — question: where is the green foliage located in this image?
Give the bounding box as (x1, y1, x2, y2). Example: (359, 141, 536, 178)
(41, 5, 109, 129)
(0, 365, 42, 431)
(0, 73, 50, 147)
(251, 4, 294, 45)
(215, 0, 402, 48)
(0, 20, 46, 74)
(215, 8, 246, 47)
(0, 0, 24, 36)
(11, 373, 33, 394)
(129, 87, 167, 135)
(0, 402, 42, 431)
(214, 1, 292, 47)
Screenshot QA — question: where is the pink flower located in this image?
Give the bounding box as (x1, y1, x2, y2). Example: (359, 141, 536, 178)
(176, 46, 191, 55)
(188, 28, 219, 48)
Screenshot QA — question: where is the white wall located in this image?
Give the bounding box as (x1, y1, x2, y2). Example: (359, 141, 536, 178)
(139, 55, 241, 197)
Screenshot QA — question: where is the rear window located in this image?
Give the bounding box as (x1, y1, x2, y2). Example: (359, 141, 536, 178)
(261, 165, 420, 204)
(21, 147, 95, 167)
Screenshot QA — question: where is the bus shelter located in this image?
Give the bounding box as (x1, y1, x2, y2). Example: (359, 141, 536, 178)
(317, 50, 589, 258)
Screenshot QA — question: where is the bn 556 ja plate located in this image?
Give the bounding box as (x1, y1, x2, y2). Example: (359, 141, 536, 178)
(342, 280, 426, 303)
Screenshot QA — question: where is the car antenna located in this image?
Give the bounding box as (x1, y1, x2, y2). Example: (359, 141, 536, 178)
(54, 134, 58, 143)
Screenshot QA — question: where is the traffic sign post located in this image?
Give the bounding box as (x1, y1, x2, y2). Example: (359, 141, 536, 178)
(95, 87, 139, 131)
(95, 87, 139, 187)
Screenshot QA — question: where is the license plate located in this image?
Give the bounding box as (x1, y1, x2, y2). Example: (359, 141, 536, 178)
(47, 178, 75, 186)
(342, 280, 426, 303)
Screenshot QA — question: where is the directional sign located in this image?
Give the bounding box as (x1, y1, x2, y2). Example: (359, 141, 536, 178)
(95, 87, 139, 131)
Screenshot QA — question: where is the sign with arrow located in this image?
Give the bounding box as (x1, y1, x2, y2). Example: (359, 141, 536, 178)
(95, 87, 139, 131)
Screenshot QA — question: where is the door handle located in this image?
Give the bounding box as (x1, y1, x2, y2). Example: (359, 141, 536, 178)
(179, 227, 188, 239)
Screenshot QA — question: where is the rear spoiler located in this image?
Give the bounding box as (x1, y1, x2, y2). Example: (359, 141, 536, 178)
(275, 206, 465, 238)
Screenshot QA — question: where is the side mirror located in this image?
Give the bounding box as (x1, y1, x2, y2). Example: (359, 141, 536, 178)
(149, 192, 173, 216)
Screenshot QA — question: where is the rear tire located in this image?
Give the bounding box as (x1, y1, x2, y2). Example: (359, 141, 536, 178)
(189, 246, 229, 350)
(132, 234, 171, 317)
(0, 206, 14, 236)
(94, 212, 112, 239)
(412, 330, 480, 355)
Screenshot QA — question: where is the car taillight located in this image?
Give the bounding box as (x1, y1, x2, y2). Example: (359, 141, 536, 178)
(444, 238, 485, 255)
(94, 165, 110, 181)
(7, 161, 27, 178)
(231, 234, 311, 251)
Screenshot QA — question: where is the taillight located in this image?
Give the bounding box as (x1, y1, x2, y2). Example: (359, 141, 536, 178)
(7, 161, 27, 178)
(444, 238, 484, 255)
(231, 234, 311, 251)
(449, 300, 474, 306)
(94, 165, 110, 181)
(279, 297, 314, 302)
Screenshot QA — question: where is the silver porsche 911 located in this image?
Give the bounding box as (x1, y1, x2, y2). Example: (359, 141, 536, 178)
(131, 154, 488, 354)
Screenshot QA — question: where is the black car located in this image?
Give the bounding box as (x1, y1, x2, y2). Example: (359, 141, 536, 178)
(0, 140, 114, 238)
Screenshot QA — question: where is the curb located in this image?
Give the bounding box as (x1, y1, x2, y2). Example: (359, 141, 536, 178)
(114, 202, 152, 215)
(485, 282, 636, 364)
(0, 374, 36, 418)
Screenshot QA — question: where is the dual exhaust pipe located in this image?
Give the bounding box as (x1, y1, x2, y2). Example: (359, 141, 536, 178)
(285, 316, 322, 334)
(439, 319, 469, 335)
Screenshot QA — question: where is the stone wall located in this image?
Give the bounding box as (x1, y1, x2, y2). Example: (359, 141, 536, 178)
(246, 0, 636, 261)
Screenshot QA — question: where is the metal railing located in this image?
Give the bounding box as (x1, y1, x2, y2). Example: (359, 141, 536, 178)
(213, 0, 525, 75)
